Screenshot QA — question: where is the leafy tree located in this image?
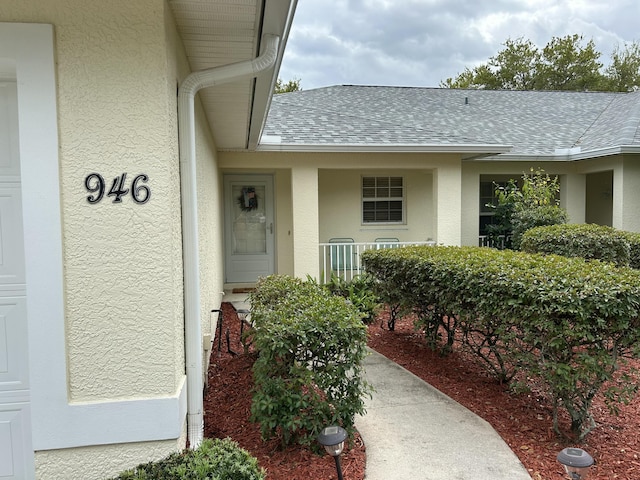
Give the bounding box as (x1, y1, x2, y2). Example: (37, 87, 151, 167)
(441, 35, 639, 92)
(535, 34, 604, 90)
(274, 77, 301, 94)
(604, 41, 640, 91)
(443, 38, 541, 90)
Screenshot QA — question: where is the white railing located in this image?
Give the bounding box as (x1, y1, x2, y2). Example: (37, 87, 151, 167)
(319, 241, 435, 283)
(478, 235, 512, 249)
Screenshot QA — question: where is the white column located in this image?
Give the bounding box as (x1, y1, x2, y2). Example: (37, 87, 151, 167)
(560, 173, 586, 224)
(618, 157, 640, 232)
(291, 166, 320, 278)
(434, 163, 462, 246)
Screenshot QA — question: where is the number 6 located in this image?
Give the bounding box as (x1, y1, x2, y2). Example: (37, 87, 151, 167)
(132, 174, 150, 204)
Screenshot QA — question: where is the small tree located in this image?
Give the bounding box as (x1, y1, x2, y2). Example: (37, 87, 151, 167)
(486, 169, 568, 250)
(511, 169, 568, 249)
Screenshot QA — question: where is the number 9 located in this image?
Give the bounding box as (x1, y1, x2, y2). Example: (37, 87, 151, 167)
(85, 173, 105, 204)
(132, 174, 150, 204)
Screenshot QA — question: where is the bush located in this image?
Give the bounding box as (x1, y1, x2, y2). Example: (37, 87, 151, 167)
(619, 230, 640, 269)
(511, 204, 568, 250)
(108, 438, 265, 480)
(485, 169, 568, 250)
(362, 245, 640, 440)
(521, 223, 631, 266)
(249, 275, 371, 447)
(323, 273, 381, 323)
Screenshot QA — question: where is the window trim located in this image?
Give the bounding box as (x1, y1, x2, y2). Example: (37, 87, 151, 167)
(361, 175, 405, 225)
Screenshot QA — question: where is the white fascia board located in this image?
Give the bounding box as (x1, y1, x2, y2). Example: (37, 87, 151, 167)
(477, 145, 640, 162)
(255, 142, 513, 154)
(247, 0, 298, 150)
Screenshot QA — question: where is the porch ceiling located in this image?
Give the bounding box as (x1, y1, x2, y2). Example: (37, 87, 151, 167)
(168, 0, 295, 151)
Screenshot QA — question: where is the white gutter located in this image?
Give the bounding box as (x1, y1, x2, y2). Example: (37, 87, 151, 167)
(256, 142, 513, 154)
(177, 33, 280, 449)
(476, 145, 640, 162)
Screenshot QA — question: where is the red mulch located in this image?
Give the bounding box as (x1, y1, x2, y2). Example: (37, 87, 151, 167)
(203, 302, 365, 480)
(204, 303, 640, 479)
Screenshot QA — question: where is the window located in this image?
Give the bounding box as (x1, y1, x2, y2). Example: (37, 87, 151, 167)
(362, 176, 404, 223)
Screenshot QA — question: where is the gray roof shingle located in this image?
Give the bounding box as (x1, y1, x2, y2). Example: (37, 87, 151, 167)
(262, 85, 640, 156)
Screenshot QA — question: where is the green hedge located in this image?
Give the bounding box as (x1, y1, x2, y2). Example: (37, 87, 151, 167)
(619, 230, 640, 269)
(362, 246, 640, 440)
(249, 275, 371, 447)
(520, 223, 632, 266)
(108, 438, 264, 480)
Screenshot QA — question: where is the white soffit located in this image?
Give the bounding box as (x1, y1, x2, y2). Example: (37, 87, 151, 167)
(169, 0, 261, 150)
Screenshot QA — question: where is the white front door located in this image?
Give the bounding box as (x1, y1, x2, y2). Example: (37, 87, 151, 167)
(0, 81, 34, 478)
(224, 175, 275, 283)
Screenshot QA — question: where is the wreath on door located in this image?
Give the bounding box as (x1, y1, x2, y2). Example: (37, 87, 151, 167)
(238, 186, 258, 212)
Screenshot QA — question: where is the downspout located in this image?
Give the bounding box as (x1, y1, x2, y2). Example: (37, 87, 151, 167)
(178, 33, 280, 448)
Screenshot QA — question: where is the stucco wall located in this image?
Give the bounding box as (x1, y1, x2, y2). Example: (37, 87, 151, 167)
(0, 0, 185, 400)
(35, 432, 186, 480)
(194, 93, 225, 362)
(318, 169, 434, 242)
(222, 152, 629, 256)
(0, 0, 216, 476)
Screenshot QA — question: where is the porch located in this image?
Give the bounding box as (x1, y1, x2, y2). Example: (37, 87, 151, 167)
(319, 240, 435, 283)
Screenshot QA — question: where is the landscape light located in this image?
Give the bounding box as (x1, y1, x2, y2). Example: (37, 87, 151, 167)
(317, 425, 348, 480)
(557, 447, 594, 479)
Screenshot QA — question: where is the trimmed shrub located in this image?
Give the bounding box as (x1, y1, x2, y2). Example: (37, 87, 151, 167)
(521, 223, 631, 266)
(249, 275, 371, 447)
(362, 245, 640, 440)
(108, 438, 265, 480)
(511, 204, 568, 250)
(619, 230, 640, 269)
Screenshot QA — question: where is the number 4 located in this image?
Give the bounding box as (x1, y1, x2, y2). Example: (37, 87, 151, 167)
(108, 173, 129, 203)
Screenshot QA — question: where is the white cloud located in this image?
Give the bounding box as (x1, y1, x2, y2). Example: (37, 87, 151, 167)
(279, 0, 640, 90)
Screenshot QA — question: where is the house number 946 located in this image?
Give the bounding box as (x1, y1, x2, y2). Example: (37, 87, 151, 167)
(85, 173, 150, 204)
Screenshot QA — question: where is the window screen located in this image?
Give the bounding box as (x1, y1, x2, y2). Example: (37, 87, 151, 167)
(362, 176, 404, 223)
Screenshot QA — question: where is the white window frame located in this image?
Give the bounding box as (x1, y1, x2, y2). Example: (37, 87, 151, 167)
(361, 175, 405, 224)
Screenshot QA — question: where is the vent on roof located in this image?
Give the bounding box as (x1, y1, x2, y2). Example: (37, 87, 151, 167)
(554, 147, 581, 155)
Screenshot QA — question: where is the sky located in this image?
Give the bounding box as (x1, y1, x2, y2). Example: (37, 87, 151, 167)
(278, 0, 640, 90)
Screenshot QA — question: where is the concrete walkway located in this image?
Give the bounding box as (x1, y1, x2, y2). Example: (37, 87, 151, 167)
(355, 349, 532, 480)
(222, 294, 531, 479)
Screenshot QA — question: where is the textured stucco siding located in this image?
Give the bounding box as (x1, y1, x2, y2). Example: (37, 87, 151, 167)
(34, 431, 186, 480)
(0, 0, 185, 401)
(0, 0, 219, 476)
(318, 169, 434, 243)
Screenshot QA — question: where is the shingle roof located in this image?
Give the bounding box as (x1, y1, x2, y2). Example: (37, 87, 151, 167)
(262, 85, 640, 157)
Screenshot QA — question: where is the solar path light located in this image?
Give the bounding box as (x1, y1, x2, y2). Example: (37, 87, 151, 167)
(557, 447, 594, 479)
(317, 425, 348, 480)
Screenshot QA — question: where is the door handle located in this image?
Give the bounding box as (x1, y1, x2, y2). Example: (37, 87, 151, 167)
(269, 223, 273, 234)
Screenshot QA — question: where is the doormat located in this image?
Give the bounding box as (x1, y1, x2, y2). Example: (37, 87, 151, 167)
(232, 288, 255, 294)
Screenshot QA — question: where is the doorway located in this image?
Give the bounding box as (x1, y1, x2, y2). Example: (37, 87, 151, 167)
(224, 174, 275, 283)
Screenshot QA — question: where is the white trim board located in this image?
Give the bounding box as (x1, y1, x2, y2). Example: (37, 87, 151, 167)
(1, 22, 186, 451)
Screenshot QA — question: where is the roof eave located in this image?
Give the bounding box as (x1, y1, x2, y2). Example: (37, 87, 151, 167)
(255, 142, 512, 157)
(246, 0, 298, 150)
(477, 145, 640, 162)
